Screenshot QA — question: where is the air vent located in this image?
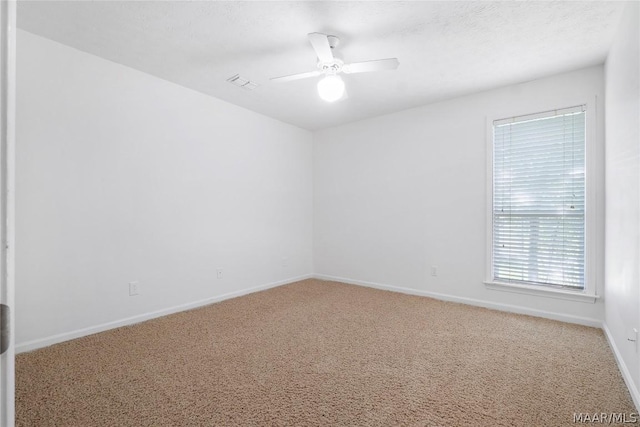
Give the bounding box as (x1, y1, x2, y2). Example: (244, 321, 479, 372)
(227, 74, 259, 90)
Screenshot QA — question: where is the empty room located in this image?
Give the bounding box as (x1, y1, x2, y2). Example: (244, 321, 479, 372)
(0, 0, 639, 426)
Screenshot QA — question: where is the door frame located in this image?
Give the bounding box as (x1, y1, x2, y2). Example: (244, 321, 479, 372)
(0, 0, 16, 426)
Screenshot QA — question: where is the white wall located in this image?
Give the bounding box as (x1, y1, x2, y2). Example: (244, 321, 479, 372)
(16, 30, 313, 350)
(314, 66, 605, 325)
(16, 21, 626, 358)
(604, 1, 640, 407)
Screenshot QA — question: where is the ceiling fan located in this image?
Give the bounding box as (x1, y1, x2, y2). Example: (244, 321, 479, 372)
(270, 33, 400, 102)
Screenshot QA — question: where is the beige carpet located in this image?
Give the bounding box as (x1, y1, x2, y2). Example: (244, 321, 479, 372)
(16, 279, 635, 426)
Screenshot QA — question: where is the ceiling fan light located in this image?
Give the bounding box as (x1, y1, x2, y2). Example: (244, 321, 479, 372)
(317, 75, 345, 102)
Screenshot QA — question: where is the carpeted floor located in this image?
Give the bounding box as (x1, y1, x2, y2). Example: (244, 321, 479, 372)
(16, 279, 636, 426)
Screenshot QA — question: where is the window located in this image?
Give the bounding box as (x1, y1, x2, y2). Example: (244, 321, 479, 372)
(489, 106, 587, 292)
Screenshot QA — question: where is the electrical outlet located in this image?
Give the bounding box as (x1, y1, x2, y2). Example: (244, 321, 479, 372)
(129, 281, 140, 296)
(430, 266, 438, 277)
(216, 269, 223, 279)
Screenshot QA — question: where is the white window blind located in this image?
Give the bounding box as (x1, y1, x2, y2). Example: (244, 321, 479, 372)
(492, 106, 586, 290)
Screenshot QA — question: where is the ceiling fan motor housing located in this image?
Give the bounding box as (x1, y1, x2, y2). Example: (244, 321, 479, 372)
(317, 36, 342, 74)
(327, 35, 340, 49)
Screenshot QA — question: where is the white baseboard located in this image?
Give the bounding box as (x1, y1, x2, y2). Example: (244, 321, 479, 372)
(603, 323, 640, 411)
(16, 274, 313, 354)
(313, 274, 602, 328)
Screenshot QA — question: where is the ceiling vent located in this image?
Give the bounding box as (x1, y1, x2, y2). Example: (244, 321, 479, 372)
(227, 74, 258, 90)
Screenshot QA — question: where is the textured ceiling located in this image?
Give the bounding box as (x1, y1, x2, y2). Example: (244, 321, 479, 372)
(18, 1, 625, 130)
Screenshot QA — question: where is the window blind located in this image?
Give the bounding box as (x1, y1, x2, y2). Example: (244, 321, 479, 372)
(493, 106, 586, 289)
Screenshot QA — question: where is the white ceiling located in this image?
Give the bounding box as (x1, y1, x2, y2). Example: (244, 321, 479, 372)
(18, 1, 625, 131)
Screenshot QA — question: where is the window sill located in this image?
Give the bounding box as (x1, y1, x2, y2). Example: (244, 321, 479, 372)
(484, 281, 599, 304)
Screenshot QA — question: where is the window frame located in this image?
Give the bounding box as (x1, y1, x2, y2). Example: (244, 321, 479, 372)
(484, 97, 600, 304)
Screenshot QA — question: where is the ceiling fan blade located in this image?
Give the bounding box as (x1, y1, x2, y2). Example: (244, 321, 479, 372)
(343, 58, 399, 74)
(270, 70, 322, 83)
(308, 32, 334, 63)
